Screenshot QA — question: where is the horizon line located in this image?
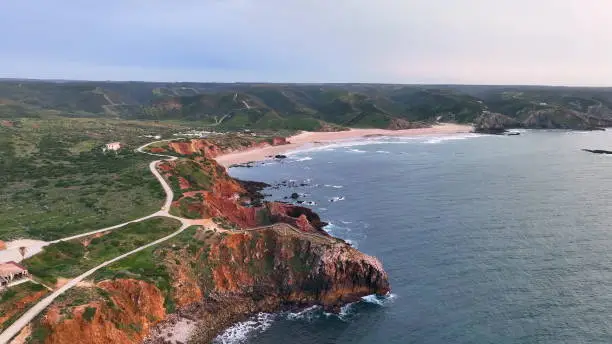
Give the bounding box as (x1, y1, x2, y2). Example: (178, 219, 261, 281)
(2, 77, 612, 89)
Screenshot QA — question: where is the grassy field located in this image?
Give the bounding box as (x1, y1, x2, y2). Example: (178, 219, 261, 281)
(0, 281, 48, 331)
(0, 117, 189, 241)
(23, 217, 181, 285)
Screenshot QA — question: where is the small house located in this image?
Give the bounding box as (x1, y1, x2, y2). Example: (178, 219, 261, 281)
(103, 142, 122, 152)
(0, 261, 29, 287)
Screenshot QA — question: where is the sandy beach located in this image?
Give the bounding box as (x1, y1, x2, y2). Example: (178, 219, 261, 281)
(215, 123, 473, 167)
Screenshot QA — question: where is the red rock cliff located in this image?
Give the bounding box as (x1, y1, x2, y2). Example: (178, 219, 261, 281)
(154, 225, 389, 342)
(28, 225, 389, 344)
(40, 279, 165, 344)
(163, 157, 327, 234)
(164, 136, 289, 158)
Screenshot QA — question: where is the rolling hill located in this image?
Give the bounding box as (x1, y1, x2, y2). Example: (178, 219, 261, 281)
(3, 80, 612, 131)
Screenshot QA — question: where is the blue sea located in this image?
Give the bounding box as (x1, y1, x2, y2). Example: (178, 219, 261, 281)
(216, 130, 612, 344)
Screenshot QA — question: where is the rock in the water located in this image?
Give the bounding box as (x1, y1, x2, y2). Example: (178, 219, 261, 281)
(290, 192, 300, 199)
(582, 149, 612, 154)
(274, 154, 287, 159)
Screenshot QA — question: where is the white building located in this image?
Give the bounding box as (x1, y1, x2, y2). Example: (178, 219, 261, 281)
(103, 142, 122, 152)
(0, 262, 29, 287)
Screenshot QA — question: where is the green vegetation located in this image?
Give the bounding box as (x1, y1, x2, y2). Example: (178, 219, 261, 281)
(83, 306, 97, 321)
(4, 80, 612, 130)
(175, 160, 213, 190)
(170, 195, 205, 219)
(0, 117, 187, 240)
(0, 281, 48, 331)
(23, 217, 181, 285)
(94, 226, 206, 312)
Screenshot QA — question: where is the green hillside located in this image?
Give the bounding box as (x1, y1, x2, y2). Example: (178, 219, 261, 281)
(3, 80, 612, 130)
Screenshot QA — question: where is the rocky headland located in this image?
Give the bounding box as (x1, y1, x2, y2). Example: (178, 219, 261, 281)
(473, 110, 610, 134)
(20, 137, 390, 344)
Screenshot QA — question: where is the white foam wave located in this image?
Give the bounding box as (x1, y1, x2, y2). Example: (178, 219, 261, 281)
(213, 313, 275, 344)
(286, 133, 484, 155)
(424, 133, 482, 144)
(286, 306, 321, 322)
(345, 239, 357, 248)
(361, 293, 397, 306)
(323, 222, 336, 233)
(338, 302, 357, 320)
(375, 150, 390, 154)
(349, 148, 367, 153)
(293, 156, 313, 161)
(324, 184, 343, 189)
(329, 196, 345, 202)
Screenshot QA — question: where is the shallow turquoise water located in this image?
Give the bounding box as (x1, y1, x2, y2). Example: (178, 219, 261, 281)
(218, 130, 612, 344)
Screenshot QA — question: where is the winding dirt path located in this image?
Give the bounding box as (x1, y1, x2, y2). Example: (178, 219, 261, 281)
(0, 139, 321, 343)
(0, 140, 193, 343)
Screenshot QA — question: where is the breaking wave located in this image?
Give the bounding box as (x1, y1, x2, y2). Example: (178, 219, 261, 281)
(213, 313, 275, 344)
(285, 133, 485, 156)
(361, 293, 397, 306)
(286, 306, 321, 322)
(423, 133, 483, 144)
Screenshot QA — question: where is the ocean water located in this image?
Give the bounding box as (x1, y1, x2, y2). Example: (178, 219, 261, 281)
(219, 130, 612, 344)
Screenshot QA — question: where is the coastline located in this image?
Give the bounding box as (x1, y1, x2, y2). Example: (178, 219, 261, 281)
(215, 123, 473, 167)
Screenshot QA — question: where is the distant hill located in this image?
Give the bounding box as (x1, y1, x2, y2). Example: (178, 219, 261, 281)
(3, 80, 612, 130)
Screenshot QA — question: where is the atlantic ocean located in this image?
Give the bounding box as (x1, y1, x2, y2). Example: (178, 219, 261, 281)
(217, 130, 612, 344)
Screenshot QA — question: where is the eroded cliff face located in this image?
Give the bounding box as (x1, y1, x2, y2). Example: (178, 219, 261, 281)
(162, 136, 288, 159)
(29, 226, 389, 344)
(152, 225, 389, 343)
(39, 280, 166, 344)
(160, 155, 327, 234)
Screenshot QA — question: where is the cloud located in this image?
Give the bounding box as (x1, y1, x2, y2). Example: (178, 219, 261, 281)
(1, 0, 612, 85)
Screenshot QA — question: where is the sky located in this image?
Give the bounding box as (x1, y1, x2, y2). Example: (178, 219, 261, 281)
(2, 0, 612, 85)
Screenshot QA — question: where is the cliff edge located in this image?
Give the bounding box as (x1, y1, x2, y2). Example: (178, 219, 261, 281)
(20, 137, 390, 344)
(25, 225, 388, 344)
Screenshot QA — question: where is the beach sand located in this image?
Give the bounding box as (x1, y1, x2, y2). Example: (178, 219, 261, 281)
(215, 123, 473, 167)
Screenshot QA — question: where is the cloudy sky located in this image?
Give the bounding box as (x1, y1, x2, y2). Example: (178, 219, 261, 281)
(2, 0, 612, 85)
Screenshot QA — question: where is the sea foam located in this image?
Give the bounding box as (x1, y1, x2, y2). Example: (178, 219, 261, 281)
(423, 133, 483, 144)
(213, 313, 275, 344)
(286, 305, 321, 322)
(286, 133, 484, 156)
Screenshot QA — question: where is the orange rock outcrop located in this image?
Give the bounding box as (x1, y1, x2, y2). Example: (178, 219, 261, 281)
(43, 280, 165, 344)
